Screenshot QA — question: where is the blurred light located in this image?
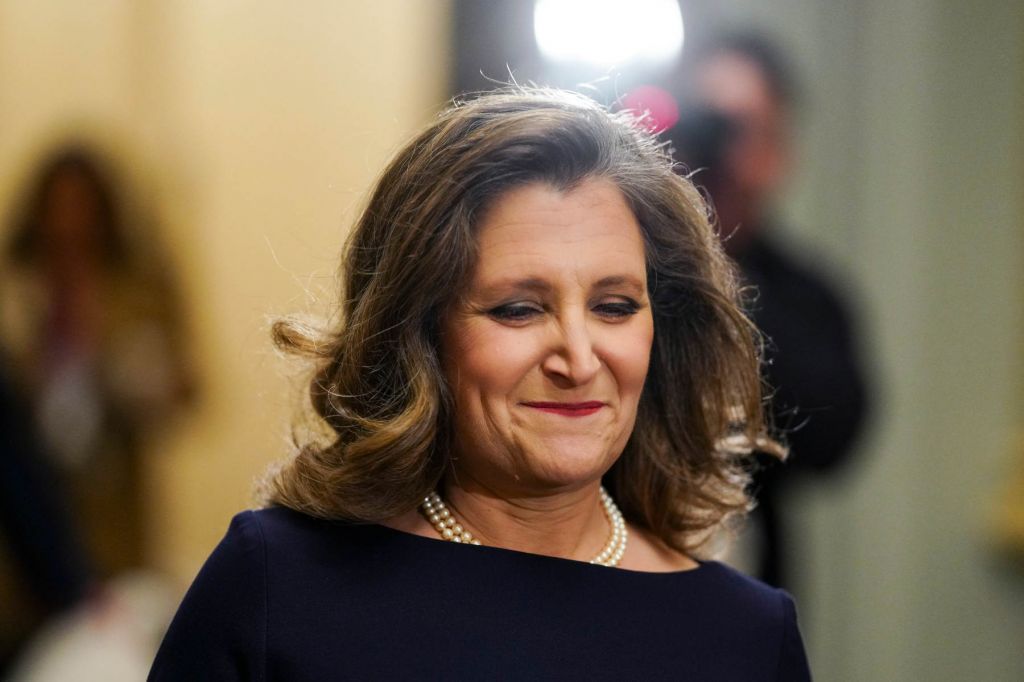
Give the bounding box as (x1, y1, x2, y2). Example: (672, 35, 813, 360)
(534, 0, 684, 68)
(621, 85, 679, 133)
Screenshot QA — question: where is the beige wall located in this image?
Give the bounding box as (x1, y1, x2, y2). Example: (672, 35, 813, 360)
(0, 1, 451, 585)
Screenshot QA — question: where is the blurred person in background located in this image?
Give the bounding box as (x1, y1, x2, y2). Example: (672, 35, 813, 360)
(667, 33, 871, 588)
(0, 355, 93, 674)
(0, 144, 194, 675)
(150, 88, 811, 680)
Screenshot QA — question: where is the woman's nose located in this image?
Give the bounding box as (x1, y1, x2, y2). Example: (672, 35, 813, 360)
(541, 315, 601, 386)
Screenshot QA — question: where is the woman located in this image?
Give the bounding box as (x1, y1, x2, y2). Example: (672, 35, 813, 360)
(150, 88, 811, 680)
(0, 143, 192, 589)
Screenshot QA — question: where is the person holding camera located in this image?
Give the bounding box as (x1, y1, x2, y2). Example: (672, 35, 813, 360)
(668, 33, 872, 588)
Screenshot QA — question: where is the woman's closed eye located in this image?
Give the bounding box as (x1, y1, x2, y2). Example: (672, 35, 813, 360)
(593, 298, 643, 319)
(486, 298, 643, 324)
(487, 302, 543, 323)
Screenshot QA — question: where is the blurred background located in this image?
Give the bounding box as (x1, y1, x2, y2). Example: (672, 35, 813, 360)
(0, 1, 1022, 679)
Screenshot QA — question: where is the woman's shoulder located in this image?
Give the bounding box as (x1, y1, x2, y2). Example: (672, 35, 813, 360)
(685, 559, 797, 620)
(234, 505, 328, 536)
(645, 561, 809, 678)
(229, 506, 377, 554)
(225, 506, 422, 576)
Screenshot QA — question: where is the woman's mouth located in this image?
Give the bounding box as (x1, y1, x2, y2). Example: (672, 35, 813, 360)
(520, 401, 605, 417)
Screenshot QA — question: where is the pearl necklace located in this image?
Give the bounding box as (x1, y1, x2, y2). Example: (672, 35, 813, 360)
(420, 487, 628, 567)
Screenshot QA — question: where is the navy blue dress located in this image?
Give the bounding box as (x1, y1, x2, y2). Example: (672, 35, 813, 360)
(150, 507, 811, 680)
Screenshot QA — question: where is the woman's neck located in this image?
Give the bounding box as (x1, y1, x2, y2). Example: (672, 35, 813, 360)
(382, 477, 699, 572)
(440, 479, 611, 562)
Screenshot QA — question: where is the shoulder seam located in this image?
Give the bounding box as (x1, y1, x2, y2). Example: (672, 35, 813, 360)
(248, 510, 270, 682)
(772, 589, 790, 682)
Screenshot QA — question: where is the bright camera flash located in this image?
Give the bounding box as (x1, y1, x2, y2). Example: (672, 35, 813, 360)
(534, 0, 684, 68)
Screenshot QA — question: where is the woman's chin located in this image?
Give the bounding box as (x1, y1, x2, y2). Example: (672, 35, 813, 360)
(516, 445, 620, 490)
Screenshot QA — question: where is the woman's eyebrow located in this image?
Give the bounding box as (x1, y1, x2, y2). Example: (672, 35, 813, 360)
(476, 275, 646, 297)
(592, 275, 647, 293)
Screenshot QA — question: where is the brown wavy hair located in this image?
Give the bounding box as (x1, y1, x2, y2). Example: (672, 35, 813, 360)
(261, 87, 781, 555)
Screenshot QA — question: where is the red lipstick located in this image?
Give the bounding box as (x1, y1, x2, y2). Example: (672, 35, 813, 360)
(521, 401, 604, 417)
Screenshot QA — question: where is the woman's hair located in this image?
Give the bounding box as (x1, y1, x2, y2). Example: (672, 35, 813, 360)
(262, 87, 780, 555)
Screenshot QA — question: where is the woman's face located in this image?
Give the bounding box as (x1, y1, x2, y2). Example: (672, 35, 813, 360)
(440, 178, 654, 494)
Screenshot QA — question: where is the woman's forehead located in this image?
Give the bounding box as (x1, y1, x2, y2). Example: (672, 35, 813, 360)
(465, 179, 647, 291)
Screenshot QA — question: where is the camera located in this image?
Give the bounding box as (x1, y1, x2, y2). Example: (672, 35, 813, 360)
(664, 106, 740, 182)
